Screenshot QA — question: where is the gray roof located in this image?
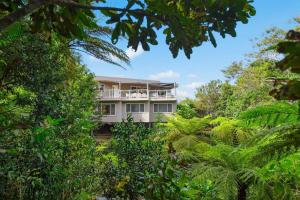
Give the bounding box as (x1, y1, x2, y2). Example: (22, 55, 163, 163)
(95, 76, 167, 84)
(94, 76, 178, 88)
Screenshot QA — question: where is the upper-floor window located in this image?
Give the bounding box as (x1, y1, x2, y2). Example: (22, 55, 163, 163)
(126, 103, 145, 113)
(154, 103, 173, 113)
(98, 82, 105, 91)
(101, 103, 115, 116)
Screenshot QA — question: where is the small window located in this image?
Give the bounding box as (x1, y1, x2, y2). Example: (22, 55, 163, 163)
(168, 104, 172, 112)
(154, 104, 158, 112)
(154, 104, 173, 113)
(101, 103, 115, 116)
(140, 104, 144, 112)
(98, 83, 105, 91)
(126, 104, 130, 112)
(126, 104, 145, 113)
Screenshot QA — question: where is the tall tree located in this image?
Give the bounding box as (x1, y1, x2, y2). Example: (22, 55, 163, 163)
(195, 80, 223, 117)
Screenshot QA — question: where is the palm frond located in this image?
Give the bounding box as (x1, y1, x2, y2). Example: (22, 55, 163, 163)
(69, 27, 130, 68)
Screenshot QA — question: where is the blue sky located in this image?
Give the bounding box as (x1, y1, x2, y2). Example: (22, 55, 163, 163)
(81, 0, 300, 99)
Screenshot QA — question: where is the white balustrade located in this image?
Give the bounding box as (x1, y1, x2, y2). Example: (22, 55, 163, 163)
(98, 89, 175, 99)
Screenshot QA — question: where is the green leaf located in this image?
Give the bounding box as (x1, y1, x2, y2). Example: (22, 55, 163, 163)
(208, 29, 217, 47)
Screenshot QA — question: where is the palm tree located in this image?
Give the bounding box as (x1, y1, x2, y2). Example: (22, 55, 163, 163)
(68, 27, 130, 68)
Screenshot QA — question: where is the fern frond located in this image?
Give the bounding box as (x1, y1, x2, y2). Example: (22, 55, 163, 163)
(247, 123, 300, 166)
(210, 117, 252, 145)
(164, 114, 210, 135)
(238, 102, 299, 128)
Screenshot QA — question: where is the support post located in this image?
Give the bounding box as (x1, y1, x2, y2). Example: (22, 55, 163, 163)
(118, 82, 121, 98)
(174, 82, 176, 97)
(147, 81, 149, 99)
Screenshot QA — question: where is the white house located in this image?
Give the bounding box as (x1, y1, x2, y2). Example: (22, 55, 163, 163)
(95, 76, 177, 124)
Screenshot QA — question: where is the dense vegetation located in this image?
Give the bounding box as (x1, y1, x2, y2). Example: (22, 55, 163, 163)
(0, 1, 299, 200)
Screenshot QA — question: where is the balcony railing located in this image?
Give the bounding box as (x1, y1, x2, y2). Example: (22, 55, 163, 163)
(98, 89, 176, 100)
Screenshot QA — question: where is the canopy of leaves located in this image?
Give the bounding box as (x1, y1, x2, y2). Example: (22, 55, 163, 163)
(98, 116, 183, 199)
(239, 102, 300, 128)
(0, 0, 256, 58)
(270, 30, 300, 100)
(0, 29, 100, 199)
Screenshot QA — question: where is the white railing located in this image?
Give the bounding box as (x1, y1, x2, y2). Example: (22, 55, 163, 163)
(121, 89, 148, 99)
(98, 89, 175, 99)
(149, 89, 175, 99)
(98, 89, 120, 98)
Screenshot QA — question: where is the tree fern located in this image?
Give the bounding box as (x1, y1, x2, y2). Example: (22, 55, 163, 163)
(210, 117, 252, 146)
(247, 123, 300, 166)
(238, 102, 300, 128)
(173, 135, 201, 163)
(164, 114, 210, 135)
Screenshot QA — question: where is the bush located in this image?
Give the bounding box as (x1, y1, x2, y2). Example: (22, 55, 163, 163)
(98, 116, 183, 199)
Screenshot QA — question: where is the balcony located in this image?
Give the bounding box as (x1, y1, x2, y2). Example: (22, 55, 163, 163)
(97, 89, 176, 100)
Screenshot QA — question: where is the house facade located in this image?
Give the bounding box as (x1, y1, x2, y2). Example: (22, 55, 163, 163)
(95, 76, 177, 123)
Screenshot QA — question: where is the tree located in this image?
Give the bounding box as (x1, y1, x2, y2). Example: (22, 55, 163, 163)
(176, 101, 197, 119)
(0, 30, 100, 199)
(163, 105, 300, 200)
(195, 80, 223, 117)
(98, 116, 182, 199)
(222, 61, 244, 82)
(270, 30, 300, 100)
(0, 0, 256, 58)
(68, 27, 130, 67)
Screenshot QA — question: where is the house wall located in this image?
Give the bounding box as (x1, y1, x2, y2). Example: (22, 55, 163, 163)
(100, 101, 176, 123)
(101, 101, 122, 123)
(149, 101, 177, 122)
(97, 79, 177, 123)
(121, 101, 150, 122)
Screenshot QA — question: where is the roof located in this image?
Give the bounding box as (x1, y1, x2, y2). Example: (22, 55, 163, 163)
(94, 76, 178, 88)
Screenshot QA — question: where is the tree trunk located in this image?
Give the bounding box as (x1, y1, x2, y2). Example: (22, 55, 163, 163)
(237, 182, 248, 200)
(0, 0, 50, 31)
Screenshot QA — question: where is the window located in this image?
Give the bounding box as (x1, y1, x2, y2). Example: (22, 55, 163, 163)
(154, 103, 173, 113)
(98, 82, 105, 91)
(126, 104, 145, 113)
(101, 103, 115, 116)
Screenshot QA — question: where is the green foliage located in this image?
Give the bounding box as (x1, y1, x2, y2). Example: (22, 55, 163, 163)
(0, 30, 99, 199)
(164, 114, 210, 135)
(192, 28, 291, 118)
(0, 0, 255, 59)
(270, 30, 300, 100)
(210, 117, 250, 146)
(195, 80, 223, 116)
(222, 61, 244, 82)
(239, 102, 300, 128)
(254, 153, 300, 199)
(176, 102, 197, 119)
(98, 116, 182, 199)
(69, 27, 130, 67)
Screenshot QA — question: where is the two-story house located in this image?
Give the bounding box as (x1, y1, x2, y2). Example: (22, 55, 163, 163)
(95, 76, 177, 124)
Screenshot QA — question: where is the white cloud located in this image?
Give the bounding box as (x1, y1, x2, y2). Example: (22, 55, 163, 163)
(125, 44, 144, 59)
(187, 74, 198, 78)
(149, 70, 180, 80)
(184, 82, 204, 89)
